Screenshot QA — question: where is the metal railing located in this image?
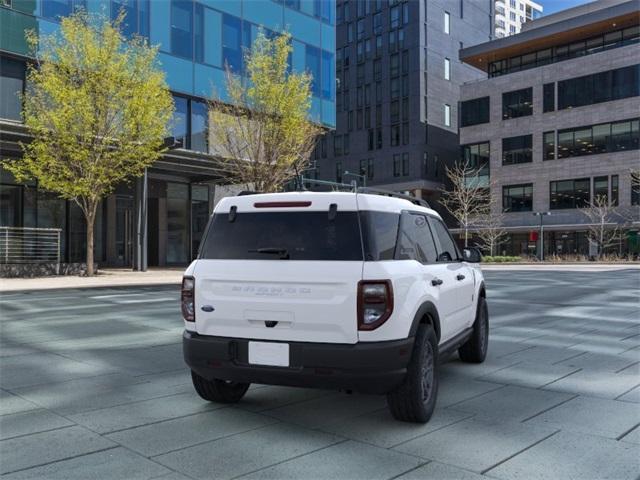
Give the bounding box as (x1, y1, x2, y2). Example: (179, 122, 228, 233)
(0, 227, 62, 268)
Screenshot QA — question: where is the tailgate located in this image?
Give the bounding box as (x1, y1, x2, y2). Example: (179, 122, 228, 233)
(194, 260, 362, 343)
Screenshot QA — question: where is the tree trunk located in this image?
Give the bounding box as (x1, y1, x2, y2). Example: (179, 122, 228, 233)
(464, 226, 468, 248)
(84, 203, 97, 276)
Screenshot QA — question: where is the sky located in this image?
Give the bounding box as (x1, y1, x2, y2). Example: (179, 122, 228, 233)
(542, 0, 595, 15)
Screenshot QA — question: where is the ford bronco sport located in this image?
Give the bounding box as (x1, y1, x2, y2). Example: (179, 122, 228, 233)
(182, 191, 488, 423)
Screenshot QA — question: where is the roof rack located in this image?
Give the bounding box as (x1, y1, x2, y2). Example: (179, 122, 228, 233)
(357, 187, 431, 209)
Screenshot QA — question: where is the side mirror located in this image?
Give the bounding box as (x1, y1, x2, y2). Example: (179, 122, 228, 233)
(463, 247, 482, 263)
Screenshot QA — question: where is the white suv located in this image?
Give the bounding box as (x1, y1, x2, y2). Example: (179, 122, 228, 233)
(182, 191, 488, 423)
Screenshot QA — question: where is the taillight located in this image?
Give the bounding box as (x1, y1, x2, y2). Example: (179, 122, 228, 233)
(357, 280, 393, 330)
(181, 276, 195, 322)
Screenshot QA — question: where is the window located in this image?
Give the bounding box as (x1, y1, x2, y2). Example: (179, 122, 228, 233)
(356, 19, 365, 40)
(444, 11, 450, 34)
(375, 35, 383, 56)
(306, 45, 321, 97)
(190, 100, 208, 153)
(360, 211, 400, 261)
(543, 131, 555, 160)
(444, 104, 451, 127)
(390, 101, 399, 123)
(550, 178, 591, 209)
(200, 212, 363, 261)
(321, 51, 334, 100)
(171, 95, 188, 148)
(0, 56, 24, 121)
(391, 78, 400, 99)
(489, 27, 640, 78)
(402, 122, 409, 145)
(41, 0, 85, 20)
(557, 118, 639, 158)
(402, 153, 409, 176)
(444, 58, 450, 80)
(502, 134, 532, 165)
(391, 125, 400, 146)
(373, 13, 383, 34)
(611, 175, 619, 206)
(502, 87, 533, 119)
(374, 59, 382, 80)
(430, 217, 459, 262)
(503, 184, 533, 212)
(397, 213, 438, 263)
(221, 13, 242, 71)
(594, 175, 608, 202)
(376, 129, 383, 149)
(543, 83, 555, 112)
(344, 133, 350, 155)
(390, 54, 399, 77)
(171, 0, 193, 59)
(336, 161, 343, 183)
(461, 142, 490, 181)
(390, 5, 400, 29)
(334, 135, 343, 156)
(632, 173, 640, 206)
(368, 129, 374, 150)
(558, 64, 640, 110)
(393, 154, 401, 176)
(460, 96, 490, 127)
(112, 0, 149, 38)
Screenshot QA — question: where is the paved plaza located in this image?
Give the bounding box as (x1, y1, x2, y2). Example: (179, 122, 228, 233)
(0, 268, 639, 479)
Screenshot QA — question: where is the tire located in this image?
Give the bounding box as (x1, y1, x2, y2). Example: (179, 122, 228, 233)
(191, 371, 250, 404)
(387, 323, 439, 423)
(458, 297, 489, 363)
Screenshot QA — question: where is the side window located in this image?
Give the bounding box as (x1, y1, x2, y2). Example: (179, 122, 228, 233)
(397, 213, 438, 263)
(429, 217, 459, 262)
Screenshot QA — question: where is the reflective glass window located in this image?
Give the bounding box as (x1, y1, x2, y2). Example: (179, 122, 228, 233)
(190, 100, 208, 153)
(503, 184, 533, 212)
(502, 134, 532, 165)
(171, 95, 188, 148)
(306, 45, 321, 97)
(503, 87, 533, 119)
(171, 0, 193, 59)
(222, 14, 242, 72)
(0, 57, 24, 121)
(460, 96, 490, 127)
(543, 131, 555, 160)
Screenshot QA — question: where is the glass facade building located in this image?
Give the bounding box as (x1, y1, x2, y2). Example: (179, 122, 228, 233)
(0, 0, 335, 269)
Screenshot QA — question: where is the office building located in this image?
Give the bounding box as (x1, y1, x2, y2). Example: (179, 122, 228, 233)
(314, 0, 492, 205)
(459, 0, 639, 257)
(494, 0, 542, 38)
(0, 0, 335, 269)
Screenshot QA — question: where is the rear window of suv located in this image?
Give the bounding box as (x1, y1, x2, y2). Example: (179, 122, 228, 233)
(199, 212, 364, 261)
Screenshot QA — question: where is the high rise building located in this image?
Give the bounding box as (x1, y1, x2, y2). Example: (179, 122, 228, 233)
(494, 0, 542, 38)
(458, 0, 639, 257)
(314, 0, 492, 207)
(0, 0, 335, 269)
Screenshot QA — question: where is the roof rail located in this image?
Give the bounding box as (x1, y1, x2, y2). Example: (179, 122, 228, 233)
(357, 187, 431, 208)
(236, 191, 262, 196)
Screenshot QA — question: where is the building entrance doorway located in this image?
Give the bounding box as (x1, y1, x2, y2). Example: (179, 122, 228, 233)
(115, 195, 133, 267)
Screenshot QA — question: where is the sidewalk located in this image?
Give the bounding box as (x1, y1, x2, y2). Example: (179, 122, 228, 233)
(0, 268, 183, 293)
(481, 263, 640, 272)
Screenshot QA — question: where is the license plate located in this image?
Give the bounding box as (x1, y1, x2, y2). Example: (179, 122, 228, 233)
(248, 341, 289, 367)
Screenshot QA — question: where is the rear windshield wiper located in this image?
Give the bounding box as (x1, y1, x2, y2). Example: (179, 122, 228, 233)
(248, 247, 290, 259)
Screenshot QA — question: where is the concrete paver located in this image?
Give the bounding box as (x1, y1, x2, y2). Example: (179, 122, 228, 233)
(393, 417, 557, 473)
(1, 269, 639, 479)
(525, 395, 640, 439)
(487, 431, 640, 480)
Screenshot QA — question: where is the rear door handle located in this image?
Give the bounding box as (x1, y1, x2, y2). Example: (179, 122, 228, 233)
(456, 274, 466, 281)
(201, 305, 214, 312)
(431, 278, 443, 286)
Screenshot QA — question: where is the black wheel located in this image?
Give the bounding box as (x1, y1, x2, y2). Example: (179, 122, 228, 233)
(458, 297, 489, 363)
(191, 371, 250, 403)
(387, 323, 439, 423)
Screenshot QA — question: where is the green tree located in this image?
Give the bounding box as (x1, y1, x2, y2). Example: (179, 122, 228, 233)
(208, 31, 320, 192)
(4, 11, 173, 275)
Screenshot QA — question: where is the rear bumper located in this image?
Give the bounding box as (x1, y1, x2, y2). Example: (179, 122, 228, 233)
(183, 331, 414, 394)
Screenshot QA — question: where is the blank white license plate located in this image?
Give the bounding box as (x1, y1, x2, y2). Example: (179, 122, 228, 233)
(248, 341, 289, 367)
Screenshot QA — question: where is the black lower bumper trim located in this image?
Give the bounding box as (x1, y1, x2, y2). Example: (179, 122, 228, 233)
(183, 331, 414, 394)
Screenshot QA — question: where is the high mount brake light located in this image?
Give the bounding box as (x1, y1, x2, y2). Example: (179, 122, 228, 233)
(253, 201, 312, 208)
(181, 276, 195, 322)
(357, 280, 394, 330)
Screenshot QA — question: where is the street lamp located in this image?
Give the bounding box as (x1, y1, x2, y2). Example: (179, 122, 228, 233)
(343, 171, 367, 188)
(533, 211, 551, 261)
